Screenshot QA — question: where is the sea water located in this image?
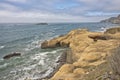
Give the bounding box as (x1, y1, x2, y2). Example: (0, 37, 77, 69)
(0, 23, 119, 80)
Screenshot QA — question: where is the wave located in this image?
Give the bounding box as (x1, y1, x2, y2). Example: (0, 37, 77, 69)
(18, 49, 64, 79)
(0, 63, 9, 69)
(24, 41, 40, 51)
(2, 49, 64, 80)
(5, 36, 35, 45)
(0, 46, 5, 49)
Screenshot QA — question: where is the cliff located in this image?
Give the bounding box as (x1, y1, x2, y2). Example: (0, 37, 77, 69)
(101, 15, 120, 24)
(41, 27, 120, 80)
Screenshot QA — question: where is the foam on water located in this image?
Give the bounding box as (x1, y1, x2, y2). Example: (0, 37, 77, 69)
(0, 46, 5, 49)
(0, 63, 9, 69)
(1, 48, 64, 80)
(24, 40, 41, 51)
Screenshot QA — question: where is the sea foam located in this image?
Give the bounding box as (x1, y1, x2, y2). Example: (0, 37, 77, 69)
(0, 46, 5, 49)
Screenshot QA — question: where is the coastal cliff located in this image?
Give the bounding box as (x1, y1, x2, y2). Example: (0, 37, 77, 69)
(41, 27, 120, 80)
(101, 15, 120, 24)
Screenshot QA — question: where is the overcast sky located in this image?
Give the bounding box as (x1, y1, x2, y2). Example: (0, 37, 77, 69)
(0, 0, 120, 23)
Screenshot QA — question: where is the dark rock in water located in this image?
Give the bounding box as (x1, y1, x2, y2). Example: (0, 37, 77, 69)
(100, 14, 120, 24)
(36, 23, 48, 25)
(3, 52, 21, 59)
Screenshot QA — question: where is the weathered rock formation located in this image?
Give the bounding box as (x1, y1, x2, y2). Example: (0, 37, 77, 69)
(41, 27, 120, 80)
(3, 52, 21, 59)
(105, 27, 120, 34)
(101, 15, 120, 24)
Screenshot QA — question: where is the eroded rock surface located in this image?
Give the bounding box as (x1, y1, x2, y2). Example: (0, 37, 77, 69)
(41, 27, 120, 80)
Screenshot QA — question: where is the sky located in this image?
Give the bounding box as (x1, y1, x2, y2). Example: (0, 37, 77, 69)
(0, 0, 120, 23)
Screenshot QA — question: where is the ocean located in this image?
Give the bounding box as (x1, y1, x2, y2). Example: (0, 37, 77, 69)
(0, 23, 119, 80)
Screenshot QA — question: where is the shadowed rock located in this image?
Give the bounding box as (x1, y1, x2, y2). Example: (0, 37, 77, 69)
(88, 34, 112, 42)
(3, 52, 21, 59)
(41, 40, 61, 49)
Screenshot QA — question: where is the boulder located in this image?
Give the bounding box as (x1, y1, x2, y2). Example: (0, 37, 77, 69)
(3, 52, 21, 59)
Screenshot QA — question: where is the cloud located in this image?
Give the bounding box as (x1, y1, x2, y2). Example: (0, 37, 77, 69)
(6, 0, 28, 3)
(0, 0, 120, 23)
(0, 9, 105, 23)
(77, 0, 120, 12)
(85, 12, 120, 17)
(0, 3, 19, 11)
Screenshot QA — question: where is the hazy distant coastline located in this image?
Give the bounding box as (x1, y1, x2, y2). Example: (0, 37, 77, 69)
(101, 14, 120, 24)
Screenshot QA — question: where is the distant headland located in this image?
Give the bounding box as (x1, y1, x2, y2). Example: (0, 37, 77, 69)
(100, 14, 120, 24)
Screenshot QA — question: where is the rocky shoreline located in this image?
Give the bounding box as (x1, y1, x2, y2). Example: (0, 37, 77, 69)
(37, 49, 72, 80)
(41, 27, 120, 80)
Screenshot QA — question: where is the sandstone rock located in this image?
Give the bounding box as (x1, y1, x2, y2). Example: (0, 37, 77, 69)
(88, 34, 112, 42)
(64, 73, 77, 80)
(40, 27, 120, 80)
(60, 40, 70, 47)
(51, 73, 76, 80)
(51, 64, 75, 80)
(104, 27, 120, 34)
(73, 68, 86, 75)
(59, 64, 74, 73)
(73, 60, 89, 68)
(41, 40, 49, 49)
(41, 39, 60, 49)
(89, 60, 106, 66)
(82, 52, 102, 62)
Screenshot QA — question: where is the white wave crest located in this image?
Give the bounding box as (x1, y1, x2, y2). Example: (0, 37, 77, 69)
(0, 63, 9, 69)
(0, 46, 5, 49)
(24, 40, 41, 51)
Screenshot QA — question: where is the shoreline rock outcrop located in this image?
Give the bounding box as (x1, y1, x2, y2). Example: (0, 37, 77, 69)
(41, 27, 120, 80)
